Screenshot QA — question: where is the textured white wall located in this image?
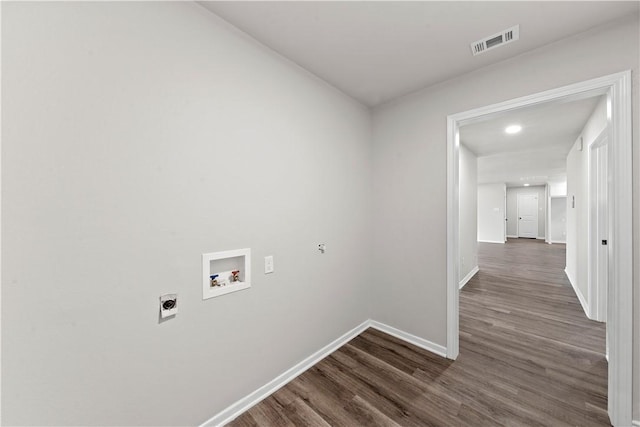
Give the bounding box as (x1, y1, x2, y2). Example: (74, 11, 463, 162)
(1, 3, 372, 425)
(478, 184, 506, 243)
(370, 16, 639, 418)
(459, 145, 478, 280)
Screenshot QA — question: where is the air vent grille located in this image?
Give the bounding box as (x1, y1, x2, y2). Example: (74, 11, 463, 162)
(471, 25, 519, 56)
(504, 30, 514, 41)
(485, 35, 503, 49)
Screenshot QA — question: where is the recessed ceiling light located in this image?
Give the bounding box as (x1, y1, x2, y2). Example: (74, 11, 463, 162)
(505, 124, 522, 134)
(524, 183, 530, 187)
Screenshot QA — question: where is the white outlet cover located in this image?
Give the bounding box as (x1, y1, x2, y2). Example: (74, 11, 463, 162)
(265, 256, 274, 274)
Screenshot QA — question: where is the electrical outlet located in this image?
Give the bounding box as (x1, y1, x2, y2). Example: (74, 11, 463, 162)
(265, 256, 274, 274)
(159, 294, 178, 318)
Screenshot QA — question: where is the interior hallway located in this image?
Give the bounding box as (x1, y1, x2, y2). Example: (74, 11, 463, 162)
(229, 239, 608, 426)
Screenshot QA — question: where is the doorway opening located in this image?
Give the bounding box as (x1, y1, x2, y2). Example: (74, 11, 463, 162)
(446, 71, 632, 426)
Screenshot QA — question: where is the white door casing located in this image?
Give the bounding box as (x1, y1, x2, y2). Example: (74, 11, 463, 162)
(597, 144, 608, 323)
(588, 129, 609, 323)
(517, 194, 538, 238)
(504, 191, 507, 242)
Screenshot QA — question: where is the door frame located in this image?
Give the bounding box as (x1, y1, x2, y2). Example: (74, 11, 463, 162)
(516, 193, 539, 238)
(446, 71, 632, 426)
(588, 128, 610, 323)
(545, 185, 550, 243)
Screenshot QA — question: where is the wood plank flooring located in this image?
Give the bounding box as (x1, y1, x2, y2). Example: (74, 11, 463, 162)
(228, 238, 609, 426)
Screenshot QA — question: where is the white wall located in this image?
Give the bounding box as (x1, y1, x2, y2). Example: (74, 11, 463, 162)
(370, 15, 639, 419)
(3, 4, 640, 425)
(477, 183, 506, 244)
(566, 96, 607, 307)
(549, 181, 568, 197)
(550, 197, 567, 243)
(1, 3, 372, 425)
(506, 186, 546, 238)
(459, 145, 478, 282)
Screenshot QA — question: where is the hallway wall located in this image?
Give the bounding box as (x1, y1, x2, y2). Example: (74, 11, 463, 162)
(478, 183, 506, 243)
(550, 197, 568, 244)
(370, 15, 639, 419)
(459, 145, 478, 281)
(566, 96, 607, 305)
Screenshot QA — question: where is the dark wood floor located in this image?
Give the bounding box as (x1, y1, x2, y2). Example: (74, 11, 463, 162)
(229, 238, 608, 426)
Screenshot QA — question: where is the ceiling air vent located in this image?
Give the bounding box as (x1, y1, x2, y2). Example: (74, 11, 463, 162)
(471, 25, 520, 56)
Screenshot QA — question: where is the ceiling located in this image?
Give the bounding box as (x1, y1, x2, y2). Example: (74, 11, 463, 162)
(199, 2, 638, 106)
(460, 95, 603, 187)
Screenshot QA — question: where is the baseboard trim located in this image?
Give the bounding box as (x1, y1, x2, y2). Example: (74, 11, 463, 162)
(200, 319, 371, 426)
(549, 240, 566, 244)
(506, 235, 518, 238)
(369, 321, 447, 358)
(200, 319, 447, 426)
(459, 266, 479, 289)
(478, 240, 505, 244)
(631, 419, 640, 427)
(565, 268, 589, 318)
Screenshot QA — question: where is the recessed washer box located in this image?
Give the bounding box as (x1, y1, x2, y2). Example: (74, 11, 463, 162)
(202, 248, 251, 300)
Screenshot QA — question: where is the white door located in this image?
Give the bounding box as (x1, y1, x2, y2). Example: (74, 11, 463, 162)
(517, 194, 538, 238)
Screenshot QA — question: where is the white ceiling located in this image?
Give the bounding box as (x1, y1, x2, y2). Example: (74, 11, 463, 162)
(199, 1, 638, 106)
(460, 95, 603, 187)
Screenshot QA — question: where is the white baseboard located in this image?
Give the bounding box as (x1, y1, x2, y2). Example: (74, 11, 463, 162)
(549, 240, 566, 244)
(631, 419, 640, 427)
(200, 319, 447, 426)
(459, 266, 479, 289)
(536, 236, 545, 240)
(565, 268, 589, 318)
(200, 320, 370, 426)
(506, 235, 518, 238)
(369, 321, 447, 357)
(478, 239, 505, 244)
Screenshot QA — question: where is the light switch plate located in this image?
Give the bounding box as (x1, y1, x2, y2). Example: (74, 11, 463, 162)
(265, 256, 274, 274)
